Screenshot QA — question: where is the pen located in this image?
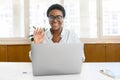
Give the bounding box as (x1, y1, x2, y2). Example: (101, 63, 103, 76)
(99, 70, 115, 78)
(33, 26, 47, 32)
(33, 26, 36, 29)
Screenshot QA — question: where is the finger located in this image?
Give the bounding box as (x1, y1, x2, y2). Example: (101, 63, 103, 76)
(36, 28, 40, 34)
(34, 27, 39, 35)
(37, 28, 42, 34)
(34, 29, 37, 35)
(34, 27, 44, 35)
(34, 28, 38, 35)
(41, 28, 45, 33)
(41, 32, 45, 38)
(36, 27, 40, 34)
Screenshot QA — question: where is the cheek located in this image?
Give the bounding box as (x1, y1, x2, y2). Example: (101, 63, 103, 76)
(49, 21, 53, 26)
(49, 21, 51, 24)
(59, 22, 63, 26)
(59, 20, 64, 25)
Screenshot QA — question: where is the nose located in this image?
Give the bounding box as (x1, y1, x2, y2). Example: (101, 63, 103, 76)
(52, 18, 58, 22)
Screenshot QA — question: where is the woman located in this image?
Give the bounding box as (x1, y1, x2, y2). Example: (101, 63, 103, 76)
(31, 4, 85, 61)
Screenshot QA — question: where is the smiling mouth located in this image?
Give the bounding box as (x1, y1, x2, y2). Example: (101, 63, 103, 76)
(52, 23, 58, 26)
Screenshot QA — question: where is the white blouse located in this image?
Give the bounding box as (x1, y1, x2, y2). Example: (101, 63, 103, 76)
(43, 28, 80, 43)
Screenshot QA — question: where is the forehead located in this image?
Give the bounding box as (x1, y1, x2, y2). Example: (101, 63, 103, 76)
(49, 9, 63, 16)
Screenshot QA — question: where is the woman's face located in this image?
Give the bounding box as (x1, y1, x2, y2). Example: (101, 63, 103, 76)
(48, 9, 64, 30)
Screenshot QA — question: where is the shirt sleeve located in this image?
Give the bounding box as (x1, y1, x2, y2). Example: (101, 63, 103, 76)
(29, 51, 32, 61)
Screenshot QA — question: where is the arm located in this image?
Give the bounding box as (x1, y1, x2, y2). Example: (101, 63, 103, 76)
(29, 27, 45, 60)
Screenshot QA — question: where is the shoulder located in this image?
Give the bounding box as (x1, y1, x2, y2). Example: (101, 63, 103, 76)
(62, 28, 76, 35)
(62, 28, 80, 43)
(63, 28, 78, 37)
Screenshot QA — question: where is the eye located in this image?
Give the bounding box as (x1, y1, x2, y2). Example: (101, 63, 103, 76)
(57, 15, 63, 19)
(49, 16, 54, 19)
(48, 16, 54, 21)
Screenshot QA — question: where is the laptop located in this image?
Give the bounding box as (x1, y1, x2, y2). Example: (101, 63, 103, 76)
(31, 43, 83, 76)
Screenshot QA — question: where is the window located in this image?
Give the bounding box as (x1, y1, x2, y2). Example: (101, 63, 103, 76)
(64, 0, 80, 37)
(102, 0, 120, 36)
(80, 0, 97, 38)
(0, 0, 13, 37)
(0, 0, 24, 38)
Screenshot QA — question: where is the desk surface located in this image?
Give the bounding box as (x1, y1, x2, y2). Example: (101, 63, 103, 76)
(0, 62, 120, 80)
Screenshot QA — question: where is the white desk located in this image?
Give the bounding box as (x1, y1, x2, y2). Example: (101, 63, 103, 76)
(0, 62, 120, 80)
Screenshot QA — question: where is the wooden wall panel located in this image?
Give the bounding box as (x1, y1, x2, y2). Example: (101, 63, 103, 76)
(0, 45, 7, 61)
(84, 44, 106, 62)
(106, 44, 120, 62)
(0, 43, 120, 62)
(7, 45, 31, 62)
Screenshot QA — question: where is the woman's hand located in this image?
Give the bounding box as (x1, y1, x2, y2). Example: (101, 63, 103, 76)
(33, 28, 45, 44)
